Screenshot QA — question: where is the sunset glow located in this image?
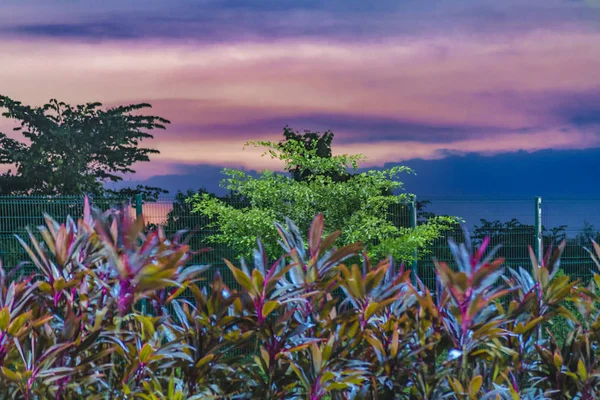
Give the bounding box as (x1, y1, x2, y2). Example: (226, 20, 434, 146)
(1, 0, 599, 193)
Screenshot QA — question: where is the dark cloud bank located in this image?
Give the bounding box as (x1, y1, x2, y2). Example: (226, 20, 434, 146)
(111, 147, 600, 233)
(121, 147, 600, 198)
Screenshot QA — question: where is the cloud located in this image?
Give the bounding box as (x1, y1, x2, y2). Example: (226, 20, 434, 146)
(109, 163, 260, 196)
(2, 31, 599, 124)
(1, 5, 600, 183)
(12, 22, 140, 40)
(397, 147, 600, 198)
(120, 146, 600, 199)
(1, 29, 599, 173)
(549, 90, 600, 126)
(176, 113, 511, 144)
(2, 0, 600, 43)
(143, 126, 599, 176)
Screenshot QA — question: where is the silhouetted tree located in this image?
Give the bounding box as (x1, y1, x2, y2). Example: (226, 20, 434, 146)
(279, 126, 346, 182)
(0, 95, 168, 200)
(575, 221, 600, 246)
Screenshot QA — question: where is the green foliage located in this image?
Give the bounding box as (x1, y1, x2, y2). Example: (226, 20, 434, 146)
(3, 200, 600, 398)
(544, 269, 582, 346)
(190, 131, 458, 262)
(0, 95, 168, 199)
(279, 126, 340, 182)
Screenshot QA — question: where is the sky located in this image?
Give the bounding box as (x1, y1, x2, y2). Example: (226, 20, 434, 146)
(1, 0, 600, 203)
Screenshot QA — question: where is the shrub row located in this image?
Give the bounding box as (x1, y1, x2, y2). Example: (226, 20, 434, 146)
(0, 199, 598, 399)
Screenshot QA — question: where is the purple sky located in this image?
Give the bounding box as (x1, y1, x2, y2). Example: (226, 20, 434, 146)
(1, 0, 600, 197)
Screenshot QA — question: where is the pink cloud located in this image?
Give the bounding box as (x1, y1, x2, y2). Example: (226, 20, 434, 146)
(1, 28, 599, 174)
(150, 128, 600, 173)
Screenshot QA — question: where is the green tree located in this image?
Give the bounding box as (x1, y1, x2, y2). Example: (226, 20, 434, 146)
(280, 126, 349, 182)
(0, 95, 168, 200)
(190, 133, 457, 263)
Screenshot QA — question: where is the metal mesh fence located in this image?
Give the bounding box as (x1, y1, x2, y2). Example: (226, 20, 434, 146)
(543, 198, 600, 283)
(0, 196, 132, 277)
(415, 197, 536, 289)
(1, 195, 599, 289)
(139, 196, 240, 289)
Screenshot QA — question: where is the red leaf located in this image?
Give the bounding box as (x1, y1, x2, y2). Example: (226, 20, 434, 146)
(309, 213, 325, 259)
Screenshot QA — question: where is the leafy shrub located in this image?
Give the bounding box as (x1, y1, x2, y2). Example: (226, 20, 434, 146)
(190, 136, 458, 263)
(544, 269, 582, 346)
(1, 199, 599, 398)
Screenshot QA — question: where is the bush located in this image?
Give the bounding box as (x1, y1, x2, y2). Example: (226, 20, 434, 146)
(0, 200, 598, 398)
(190, 135, 458, 263)
(544, 269, 582, 346)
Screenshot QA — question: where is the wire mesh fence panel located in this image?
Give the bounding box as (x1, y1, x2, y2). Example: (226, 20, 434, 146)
(1, 194, 599, 292)
(388, 202, 411, 229)
(0, 196, 84, 276)
(0, 196, 138, 278)
(417, 197, 536, 290)
(140, 196, 245, 292)
(543, 198, 600, 284)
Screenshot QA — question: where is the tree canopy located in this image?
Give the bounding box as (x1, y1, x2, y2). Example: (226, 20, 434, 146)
(190, 128, 457, 262)
(0, 95, 168, 199)
(279, 126, 347, 182)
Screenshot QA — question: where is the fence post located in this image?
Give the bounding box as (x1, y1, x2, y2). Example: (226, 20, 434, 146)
(135, 194, 143, 220)
(534, 196, 542, 262)
(135, 194, 148, 315)
(409, 198, 418, 285)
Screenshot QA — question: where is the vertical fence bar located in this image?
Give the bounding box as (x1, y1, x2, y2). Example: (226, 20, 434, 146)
(135, 194, 143, 220)
(135, 194, 148, 315)
(409, 198, 418, 285)
(534, 196, 542, 262)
